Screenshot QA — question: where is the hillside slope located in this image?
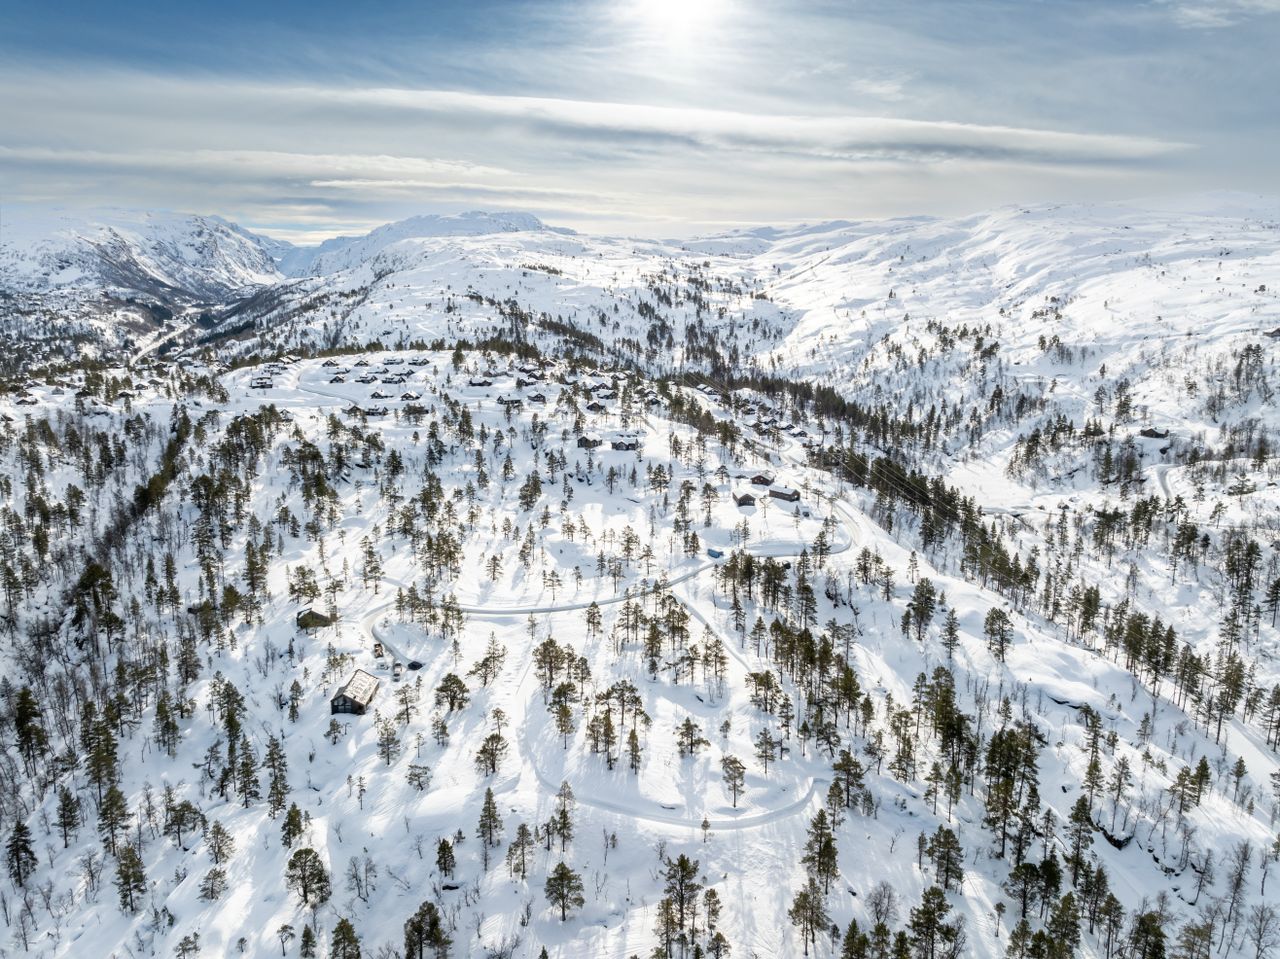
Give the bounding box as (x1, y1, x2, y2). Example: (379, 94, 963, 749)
(0, 198, 1277, 959)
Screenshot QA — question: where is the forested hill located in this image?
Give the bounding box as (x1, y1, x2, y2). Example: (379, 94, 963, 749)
(0, 197, 1278, 958)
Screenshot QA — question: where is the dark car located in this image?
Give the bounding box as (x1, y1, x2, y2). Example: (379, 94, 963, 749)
(406, 661, 424, 671)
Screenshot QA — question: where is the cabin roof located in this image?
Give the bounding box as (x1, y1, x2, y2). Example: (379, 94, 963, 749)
(335, 669, 379, 706)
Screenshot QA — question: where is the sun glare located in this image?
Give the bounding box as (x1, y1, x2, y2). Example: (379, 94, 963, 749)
(625, 0, 728, 51)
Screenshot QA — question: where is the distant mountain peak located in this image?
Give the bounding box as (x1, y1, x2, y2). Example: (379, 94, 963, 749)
(282, 210, 572, 278)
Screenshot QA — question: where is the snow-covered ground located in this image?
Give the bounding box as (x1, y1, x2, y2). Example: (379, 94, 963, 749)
(0, 197, 1278, 959)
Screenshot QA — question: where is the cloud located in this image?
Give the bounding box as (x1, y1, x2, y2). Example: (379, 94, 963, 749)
(0, 64, 1215, 238)
(1158, 0, 1280, 27)
(310, 85, 1188, 166)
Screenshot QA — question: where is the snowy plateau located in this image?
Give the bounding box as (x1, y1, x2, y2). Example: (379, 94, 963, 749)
(0, 197, 1278, 959)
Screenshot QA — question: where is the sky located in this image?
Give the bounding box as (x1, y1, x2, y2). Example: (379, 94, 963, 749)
(1, 0, 1277, 242)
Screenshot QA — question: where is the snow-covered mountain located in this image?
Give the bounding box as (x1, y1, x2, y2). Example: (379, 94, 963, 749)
(0, 208, 283, 300)
(1, 196, 1278, 959)
(280, 211, 571, 277)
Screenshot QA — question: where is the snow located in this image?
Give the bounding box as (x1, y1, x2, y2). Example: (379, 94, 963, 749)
(1, 195, 1278, 959)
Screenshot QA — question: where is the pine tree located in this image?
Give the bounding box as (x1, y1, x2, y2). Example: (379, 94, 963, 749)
(801, 809, 839, 894)
(264, 735, 289, 817)
(721, 755, 747, 807)
(544, 861, 586, 921)
(663, 854, 703, 938)
(331, 917, 362, 959)
(300, 924, 317, 958)
(436, 838, 456, 878)
(627, 726, 643, 773)
(755, 728, 776, 774)
(208, 821, 235, 864)
(6, 822, 37, 887)
(907, 886, 959, 959)
(506, 823, 535, 879)
(407, 764, 432, 791)
(434, 674, 469, 712)
(153, 690, 179, 758)
(1065, 796, 1094, 887)
(98, 783, 129, 855)
(282, 803, 305, 848)
(985, 608, 1014, 662)
(198, 867, 228, 901)
(476, 787, 503, 867)
(377, 714, 401, 765)
(55, 786, 81, 847)
(286, 848, 331, 907)
(404, 900, 451, 959)
(941, 608, 960, 660)
(300, 925, 317, 958)
(926, 826, 965, 892)
(115, 846, 146, 912)
(788, 877, 829, 956)
(907, 578, 937, 642)
(676, 717, 710, 758)
(1046, 892, 1081, 956)
(13, 686, 47, 773)
(475, 732, 508, 775)
(236, 735, 261, 807)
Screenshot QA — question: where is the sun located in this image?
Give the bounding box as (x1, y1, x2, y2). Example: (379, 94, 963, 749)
(624, 0, 729, 50)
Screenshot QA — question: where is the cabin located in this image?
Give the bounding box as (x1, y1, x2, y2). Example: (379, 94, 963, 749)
(497, 396, 523, 408)
(331, 669, 380, 715)
(469, 377, 493, 387)
(1139, 427, 1170, 440)
(578, 434, 603, 449)
(750, 472, 775, 487)
(401, 391, 421, 401)
(611, 435, 640, 451)
(329, 375, 346, 384)
(585, 401, 606, 413)
(734, 491, 757, 507)
(529, 392, 547, 404)
(770, 486, 801, 503)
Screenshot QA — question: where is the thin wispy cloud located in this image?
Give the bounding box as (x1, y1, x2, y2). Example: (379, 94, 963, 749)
(1158, 0, 1280, 28)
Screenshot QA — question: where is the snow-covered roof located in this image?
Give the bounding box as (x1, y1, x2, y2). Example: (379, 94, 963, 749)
(336, 669, 379, 706)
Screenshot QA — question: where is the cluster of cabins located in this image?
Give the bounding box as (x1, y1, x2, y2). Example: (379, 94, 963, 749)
(249, 356, 300, 391)
(577, 431, 641, 451)
(733, 471, 801, 507)
(9, 364, 176, 413)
